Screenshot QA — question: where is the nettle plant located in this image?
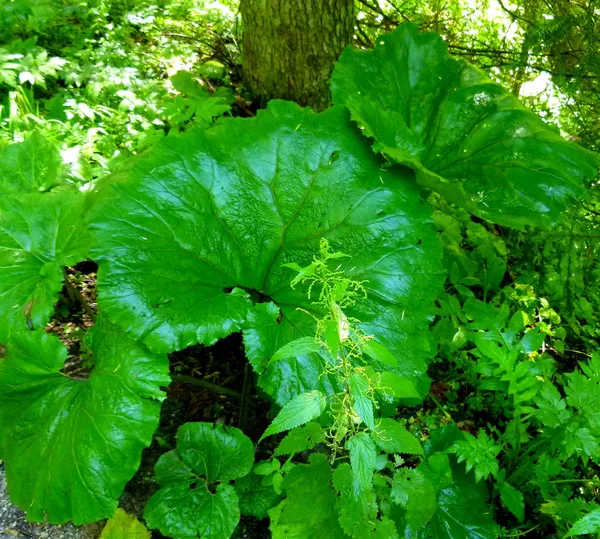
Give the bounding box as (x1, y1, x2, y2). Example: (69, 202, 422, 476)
(0, 24, 598, 538)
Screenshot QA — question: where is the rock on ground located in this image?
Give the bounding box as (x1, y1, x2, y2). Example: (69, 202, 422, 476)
(0, 464, 101, 539)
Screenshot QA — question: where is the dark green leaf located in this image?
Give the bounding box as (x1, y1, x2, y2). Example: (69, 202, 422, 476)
(413, 460, 498, 539)
(235, 470, 282, 520)
(499, 482, 524, 523)
(144, 422, 254, 539)
(177, 422, 254, 482)
(145, 482, 239, 539)
(243, 302, 337, 404)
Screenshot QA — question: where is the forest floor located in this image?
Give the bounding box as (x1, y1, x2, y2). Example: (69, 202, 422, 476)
(0, 264, 273, 539)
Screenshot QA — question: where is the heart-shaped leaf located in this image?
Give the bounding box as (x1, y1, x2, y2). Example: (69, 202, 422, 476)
(144, 422, 254, 539)
(91, 101, 444, 404)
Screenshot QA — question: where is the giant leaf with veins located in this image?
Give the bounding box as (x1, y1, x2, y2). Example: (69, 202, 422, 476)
(0, 317, 170, 524)
(91, 100, 444, 404)
(331, 23, 599, 228)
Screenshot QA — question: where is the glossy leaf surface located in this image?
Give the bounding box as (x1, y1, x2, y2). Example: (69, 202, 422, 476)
(0, 317, 169, 524)
(91, 100, 443, 403)
(144, 422, 254, 539)
(414, 456, 498, 539)
(332, 23, 599, 228)
(235, 470, 282, 519)
(0, 191, 90, 342)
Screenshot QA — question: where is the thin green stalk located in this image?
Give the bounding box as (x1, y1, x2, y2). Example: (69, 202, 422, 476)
(549, 479, 600, 484)
(428, 393, 456, 424)
(172, 375, 242, 399)
(500, 524, 540, 537)
(506, 437, 548, 485)
(238, 363, 252, 429)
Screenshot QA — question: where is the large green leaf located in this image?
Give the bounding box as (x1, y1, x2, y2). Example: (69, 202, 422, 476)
(332, 23, 599, 228)
(146, 482, 239, 539)
(412, 455, 499, 539)
(0, 131, 64, 194)
(391, 468, 437, 531)
(0, 317, 170, 524)
(269, 453, 345, 539)
(0, 191, 90, 342)
(144, 422, 254, 539)
(235, 469, 282, 519)
(91, 100, 443, 403)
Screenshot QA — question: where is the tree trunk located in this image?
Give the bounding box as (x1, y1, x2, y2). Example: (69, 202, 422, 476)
(240, 0, 355, 111)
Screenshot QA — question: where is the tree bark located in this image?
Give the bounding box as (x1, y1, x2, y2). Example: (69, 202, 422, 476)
(240, 0, 355, 111)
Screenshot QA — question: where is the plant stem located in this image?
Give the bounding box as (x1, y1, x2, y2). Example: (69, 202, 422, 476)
(549, 479, 600, 484)
(238, 363, 252, 429)
(499, 524, 540, 537)
(428, 393, 456, 424)
(62, 268, 96, 322)
(172, 374, 242, 399)
(506, 437, 548, 484)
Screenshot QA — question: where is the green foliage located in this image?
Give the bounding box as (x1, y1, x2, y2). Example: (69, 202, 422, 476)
(90, 100, 443, 403)
(566, 508, 600, 537)
(0, 316, 169, 524)
(391, 468, 437, 531)
(0, 0, 238, 183)
(0, 131, 64, 192)
(261, 390, 326, 439)
(144, 422, 254, 539)
(0, 15, 598, 539)
(332, 23, 599, 228)
(447, 430, 501, 482)
(269, 454, 345, 539)
(0, 190, 90, 341)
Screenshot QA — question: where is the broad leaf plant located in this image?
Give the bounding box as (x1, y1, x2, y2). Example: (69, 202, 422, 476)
(0, 23, 598, 538)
